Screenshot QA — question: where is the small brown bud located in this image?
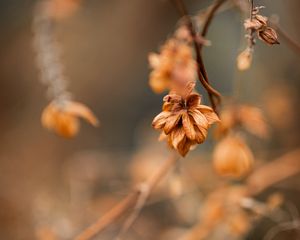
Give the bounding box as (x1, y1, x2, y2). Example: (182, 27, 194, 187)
(258, 27, 280, 45)
(237, 48, 252, 71)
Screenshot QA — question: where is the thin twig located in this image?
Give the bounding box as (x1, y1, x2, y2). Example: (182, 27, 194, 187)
(74, 153, 179, 240)
(172, 0, 223, 112)
(246, 148, 300, 196)
(271, 22, 300, 55)
(200, 0, 228, 49)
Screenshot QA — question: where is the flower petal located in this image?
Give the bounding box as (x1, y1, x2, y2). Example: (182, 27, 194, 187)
(186, 93, 201, 108)
(194, 125, 208, 144)
(163, 113, 182, 134)
(55, 112, 79, 138)
(189, 109, 209, 129)
(152, 111, 170, 130)
(170, 126, 185, 149)
(197, 105, 220, 125)
(182, 113, 197, 140)
(177, 137, 195, 157)
(65, 101, 99, 127)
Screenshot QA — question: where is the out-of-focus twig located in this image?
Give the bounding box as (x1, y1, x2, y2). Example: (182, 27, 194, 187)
(74, 153, 179, 240)
(270, 22, 300, 55)
(246, 148, 300, 196)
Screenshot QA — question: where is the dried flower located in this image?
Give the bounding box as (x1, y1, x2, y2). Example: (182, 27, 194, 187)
(148, 39, 196, 94)
(152, 93, 219, 156)
(214, 104, 269, 139)
(41, 100, 99, 138)
(237, 48, 253, 71)
(213, 135, 254, 178)
(258, 27, 280, 45)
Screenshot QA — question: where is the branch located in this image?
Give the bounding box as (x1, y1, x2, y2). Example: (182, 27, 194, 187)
(74, 153, 179, 240)
(172, 0, 223, 113)
(271, 22, 300, 55)
(199, 0, 228, 49)
(246, 148, 300, 196)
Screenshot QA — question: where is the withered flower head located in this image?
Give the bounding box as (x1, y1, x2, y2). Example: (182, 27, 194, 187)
(258, 27, 280, 45)
(237, 48, 253, 71)
(148, 39, 196, 94)
(41, 100, 99, 138)
(213, 135, 254, 178)
(214, 104, 269, 139)
(152, 92, 219, 156)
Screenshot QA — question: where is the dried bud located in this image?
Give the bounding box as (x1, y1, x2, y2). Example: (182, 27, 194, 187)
(237, 48, 252, 71)
(213, 135, 254, 178)
(244, 15, 268, 31)
(258, 27, 279, 45)
(41, 100, 99, 138)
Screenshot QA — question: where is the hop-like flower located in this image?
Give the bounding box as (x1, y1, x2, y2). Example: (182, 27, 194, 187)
(213, 135, 254, 178)
(41, 100, 99, 138)
(148, 39, 196, 93)
(152, 92, 219, 156)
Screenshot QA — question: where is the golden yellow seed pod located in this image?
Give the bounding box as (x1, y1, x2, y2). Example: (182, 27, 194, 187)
(213, 135, 254, 178)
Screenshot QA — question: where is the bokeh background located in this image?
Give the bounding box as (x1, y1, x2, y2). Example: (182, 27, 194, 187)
(0, 0, 300, 239)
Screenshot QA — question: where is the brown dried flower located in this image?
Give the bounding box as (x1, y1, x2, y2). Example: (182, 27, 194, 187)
(148, 39, 196, 94)
(258, 27, 280, 45)
(213, 135, 254, 178)
(41, 100, 99, 138)
(214, 104, 269, 139)
(152, 92, 219, 156)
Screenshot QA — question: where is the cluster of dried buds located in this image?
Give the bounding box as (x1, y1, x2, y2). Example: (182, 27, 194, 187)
(34, 0, 99, 138)
(244, 8, 279, 46)
(212, 104, 268, 178)
(150, 26, 219, 157)
(237, 6, 279, 71)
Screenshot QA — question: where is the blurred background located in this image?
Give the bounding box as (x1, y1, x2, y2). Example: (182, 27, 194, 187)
(0, 0, 300, 239)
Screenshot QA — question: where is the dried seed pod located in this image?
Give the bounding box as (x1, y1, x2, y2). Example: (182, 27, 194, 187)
(258, 27, 280, 45)
(213, 135, 254, 178)
(237, 48, 253, 71)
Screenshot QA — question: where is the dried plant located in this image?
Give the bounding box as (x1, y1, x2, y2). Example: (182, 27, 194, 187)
(33, 0, 98, 138)
(27, 0, 300, 240)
